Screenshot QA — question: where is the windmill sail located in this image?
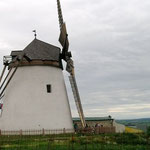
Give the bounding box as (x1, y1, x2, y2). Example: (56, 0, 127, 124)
(59, 23, 69, 50)
(56, 0, 86, 128)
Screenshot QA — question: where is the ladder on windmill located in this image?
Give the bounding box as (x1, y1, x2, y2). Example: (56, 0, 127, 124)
(69, 75, 86, 128)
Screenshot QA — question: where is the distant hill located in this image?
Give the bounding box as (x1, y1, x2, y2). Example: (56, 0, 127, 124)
(116, 118, 150, 132)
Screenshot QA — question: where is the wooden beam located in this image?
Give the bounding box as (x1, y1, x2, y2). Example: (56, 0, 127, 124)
(0, 65, 7, 84)
(0, 68, 12, 90)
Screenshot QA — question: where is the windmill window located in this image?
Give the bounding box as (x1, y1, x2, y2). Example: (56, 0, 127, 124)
(46, 84, 51, 93)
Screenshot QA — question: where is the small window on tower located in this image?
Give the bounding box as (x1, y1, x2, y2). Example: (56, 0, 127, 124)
(46, 84, 51, 93)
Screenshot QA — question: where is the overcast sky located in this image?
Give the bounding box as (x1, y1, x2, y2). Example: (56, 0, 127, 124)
(0, 0, 150, 119)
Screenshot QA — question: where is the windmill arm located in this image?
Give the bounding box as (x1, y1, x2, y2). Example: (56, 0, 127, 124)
(56, 0, 86, 128)
(56, 0, 64, 30)
(0, 66, 7, 84)
(0, 67, 18, 97)
(0, 68, 12, 91)
(56, 1, 70, 58)
(0, 53, 24, 97)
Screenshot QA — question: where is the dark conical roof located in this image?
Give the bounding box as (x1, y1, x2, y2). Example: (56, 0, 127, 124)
(23, 38, 60, 61)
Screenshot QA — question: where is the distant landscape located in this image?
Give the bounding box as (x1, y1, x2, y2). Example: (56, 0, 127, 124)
(116, 118, 150, 132)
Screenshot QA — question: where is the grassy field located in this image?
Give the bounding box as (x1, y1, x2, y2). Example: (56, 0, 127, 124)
(125, 126, 143, 133)
(0, 133, 149, 150)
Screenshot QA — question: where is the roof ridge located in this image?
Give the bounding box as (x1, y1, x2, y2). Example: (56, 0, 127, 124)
(21, 38, 61, 61)
(29, 38, 60, 50)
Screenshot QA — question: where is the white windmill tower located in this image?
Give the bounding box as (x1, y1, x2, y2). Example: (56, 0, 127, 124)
(0, 0, 86, 132)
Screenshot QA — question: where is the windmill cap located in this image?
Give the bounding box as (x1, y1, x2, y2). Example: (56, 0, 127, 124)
(23, 38, 60, 61)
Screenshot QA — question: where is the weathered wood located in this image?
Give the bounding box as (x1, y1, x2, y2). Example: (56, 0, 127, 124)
(0, 66, 18, 97)
(0, 54, 24, 97)
(69, 75, 86, 128)
(9, 60, 60, 68)
(0, 65, 7, 84)
(0, 68, 12, 90)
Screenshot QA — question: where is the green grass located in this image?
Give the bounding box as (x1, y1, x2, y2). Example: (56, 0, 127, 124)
(0, 133, 149, 150)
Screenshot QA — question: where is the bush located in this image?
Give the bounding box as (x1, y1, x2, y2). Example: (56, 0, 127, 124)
(147, 126, 150, 137)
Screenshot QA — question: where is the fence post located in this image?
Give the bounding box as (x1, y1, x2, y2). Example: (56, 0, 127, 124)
(20, 129, 22, 136)
(72, 134, 74, 150)
(63, 128, 66, 134)
(42, 128, 45, 135)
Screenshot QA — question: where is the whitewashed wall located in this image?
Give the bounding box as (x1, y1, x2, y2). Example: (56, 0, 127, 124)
(0, 66, 73, 131)
(113, 121, 125, 133)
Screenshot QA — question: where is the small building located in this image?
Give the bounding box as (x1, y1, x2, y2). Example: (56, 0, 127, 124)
(73, 116, 125, 133)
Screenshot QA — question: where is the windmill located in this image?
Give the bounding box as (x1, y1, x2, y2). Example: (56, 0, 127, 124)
(0, 0, 85, 132)
(56, 0, 86, 128)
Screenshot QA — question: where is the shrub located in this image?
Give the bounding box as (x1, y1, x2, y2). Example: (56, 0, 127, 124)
(147, 126, 150, 137)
